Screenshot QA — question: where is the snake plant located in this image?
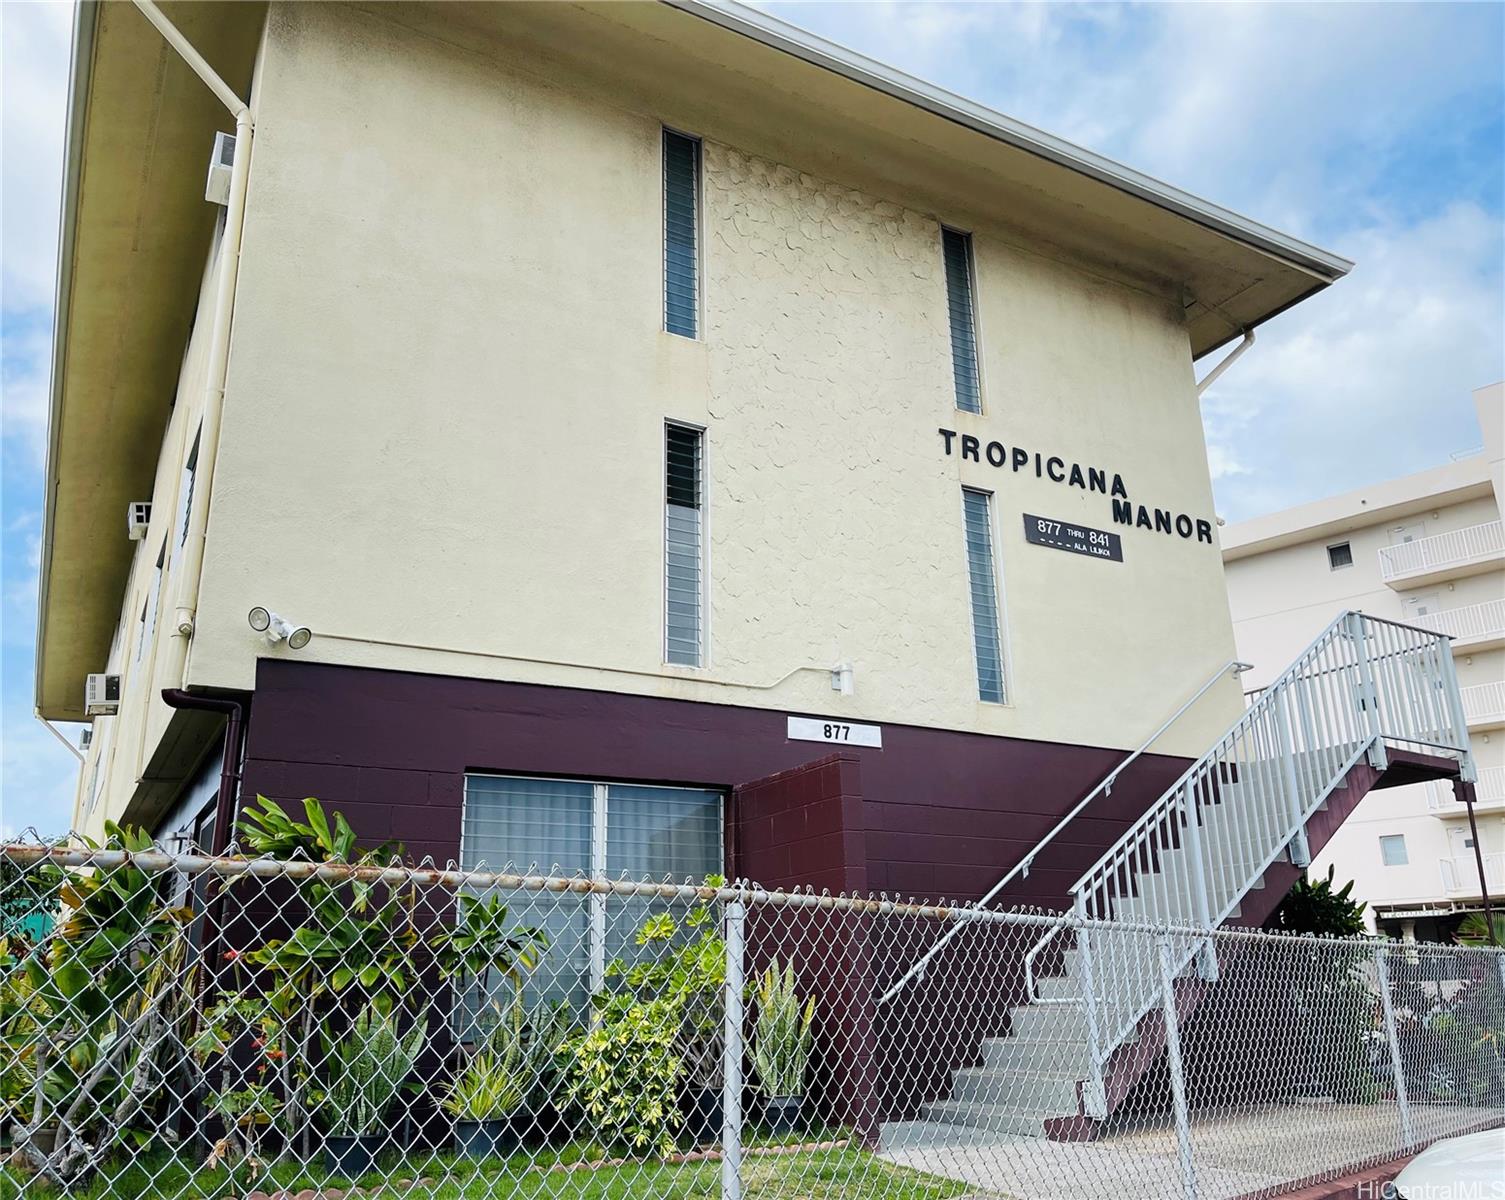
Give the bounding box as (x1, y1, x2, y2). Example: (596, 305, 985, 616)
(751, 960, 815, 1099)
(318, 1004, 427, 1137)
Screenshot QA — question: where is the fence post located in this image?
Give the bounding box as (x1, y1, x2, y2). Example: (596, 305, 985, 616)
(1347, 613, 1388, 770)
(1073, 893, 1108, 1120)
(1373, 944, 1414, 1149)
(1156, 935, 1197, 1200)
(722, 898, 745, 1200)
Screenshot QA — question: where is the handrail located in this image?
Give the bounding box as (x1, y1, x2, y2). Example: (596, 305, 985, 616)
(1056, 611, 1473, 1115)
(1065, 612, 1365, 896)
(876, 656, 1250, 1005)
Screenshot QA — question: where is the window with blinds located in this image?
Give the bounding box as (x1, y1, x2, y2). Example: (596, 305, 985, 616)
(460, 776, 723, 1013)
(663, 129, 701, 338)
(942, 227, 982, 414)
(962, 488, 1006, 703)
(665, 422, 704, 666)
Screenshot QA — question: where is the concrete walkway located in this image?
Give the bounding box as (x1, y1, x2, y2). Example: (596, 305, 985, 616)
(880, 1101, 1503, 1200)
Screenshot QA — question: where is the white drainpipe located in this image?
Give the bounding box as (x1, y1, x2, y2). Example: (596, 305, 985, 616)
(1195, 327, 1255, 396)
(128, 1, 255, 655)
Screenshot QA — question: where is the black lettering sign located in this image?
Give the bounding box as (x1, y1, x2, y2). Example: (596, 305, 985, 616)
(1023, 513, 1124, 563)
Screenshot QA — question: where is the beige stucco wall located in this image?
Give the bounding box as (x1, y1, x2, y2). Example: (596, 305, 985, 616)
(81, 0, 1252, 834)
(177, 1, 1241, 757)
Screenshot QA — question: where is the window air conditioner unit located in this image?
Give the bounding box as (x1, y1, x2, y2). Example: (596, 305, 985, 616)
(85, 673, 121, 717)
(127, 501, 151, 541)
(80, 728, 94, 752)
(205, 131, 236, 206)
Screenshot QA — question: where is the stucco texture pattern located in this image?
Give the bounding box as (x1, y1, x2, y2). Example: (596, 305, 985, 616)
(701, 143, 959, 706)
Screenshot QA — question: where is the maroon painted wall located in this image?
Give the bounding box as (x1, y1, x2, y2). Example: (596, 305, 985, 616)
(735, 756, 877, 1135)
(238, 659, 1195, 911)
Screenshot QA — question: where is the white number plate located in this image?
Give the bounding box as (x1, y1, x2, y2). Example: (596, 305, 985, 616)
(786, 716, 883, 748)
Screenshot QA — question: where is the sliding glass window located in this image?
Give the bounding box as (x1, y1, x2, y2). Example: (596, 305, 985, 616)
(460, 776, 723, 1015)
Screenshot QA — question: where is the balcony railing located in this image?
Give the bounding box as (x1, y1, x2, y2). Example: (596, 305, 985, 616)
(1377, 519, 1504, 583)
(1428, 766, 1505, 813)
(1440, 850, 1505, 896)
(1411, 597, 1505, 649)
(1460, 681, 1505, 729)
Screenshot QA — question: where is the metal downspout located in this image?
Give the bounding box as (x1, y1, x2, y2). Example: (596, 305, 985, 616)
(160, 690, 245, 855)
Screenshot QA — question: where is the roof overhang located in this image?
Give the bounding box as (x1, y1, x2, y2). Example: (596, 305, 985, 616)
(35, 0, 264, 719)
(37, 0, 1350, 720)
(440, 0, 1351, 353)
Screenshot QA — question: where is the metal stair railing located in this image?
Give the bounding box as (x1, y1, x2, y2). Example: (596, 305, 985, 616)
(876, 657, 1250, 1006)
(1061, 611, 1475, 1119)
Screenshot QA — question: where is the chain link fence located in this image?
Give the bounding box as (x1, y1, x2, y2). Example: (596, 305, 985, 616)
(2, 830, 1501, 1199)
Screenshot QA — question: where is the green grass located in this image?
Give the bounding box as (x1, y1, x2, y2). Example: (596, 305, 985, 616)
(0, 1144, 966, 1200)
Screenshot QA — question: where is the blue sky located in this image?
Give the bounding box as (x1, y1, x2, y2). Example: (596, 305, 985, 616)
(2, 1, 1502, 837)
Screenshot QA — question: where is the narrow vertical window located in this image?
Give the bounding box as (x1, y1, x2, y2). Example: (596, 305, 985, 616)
(142, 542, 166, 657)
(942, 227, 982, 413)
(663, 129, 701, 338)
(665, 423, 704, 665)
(962, 488, 1005, 702)
(179, 427, 201, 549)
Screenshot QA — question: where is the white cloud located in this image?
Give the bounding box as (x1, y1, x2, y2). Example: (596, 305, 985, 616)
(1202, 202, 1504, 520)
(1, 315, 52, 469)
(1, 0, 72, 313)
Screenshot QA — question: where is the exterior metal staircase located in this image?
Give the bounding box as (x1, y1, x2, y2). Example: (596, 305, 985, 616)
(881, 612, 1476, 1147)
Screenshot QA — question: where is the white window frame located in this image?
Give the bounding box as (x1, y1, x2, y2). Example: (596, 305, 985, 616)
(663, 419, 709, 669)
(1379, 834, 1408, 867)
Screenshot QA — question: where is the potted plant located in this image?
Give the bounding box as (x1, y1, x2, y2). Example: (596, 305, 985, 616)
(751, 960, 815, 1134)
(443, 1000, 528, 1160)
(316, 1003, 426, 1179)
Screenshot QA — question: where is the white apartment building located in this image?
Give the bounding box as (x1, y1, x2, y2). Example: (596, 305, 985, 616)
(1224, 383, 1505, 940)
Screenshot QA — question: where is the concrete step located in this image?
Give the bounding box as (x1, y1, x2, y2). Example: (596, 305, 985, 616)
(1006, 1003, 1091, 1045)
(920, 1097, 1063, 1136)
(1033, 973, 1080, 1002)
(879, 1118, 1022, 1153)
(977, 1034, 1092, 1074)
(948, 1066, 1080, 1112)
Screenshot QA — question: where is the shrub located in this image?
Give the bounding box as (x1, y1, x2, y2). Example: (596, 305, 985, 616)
(562, 997, 682, 1157)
